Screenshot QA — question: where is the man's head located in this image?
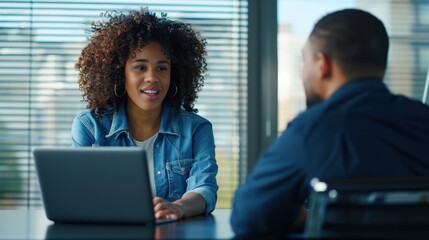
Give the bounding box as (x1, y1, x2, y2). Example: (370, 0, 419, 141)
(301, 9, 389, 107)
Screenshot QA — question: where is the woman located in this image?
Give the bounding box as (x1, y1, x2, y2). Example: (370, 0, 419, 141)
(71, 8, 218, 220)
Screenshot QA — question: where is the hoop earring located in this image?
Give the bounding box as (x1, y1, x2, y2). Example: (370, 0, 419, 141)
(114, 83, 126, 97)
(170, 82, 178, 97)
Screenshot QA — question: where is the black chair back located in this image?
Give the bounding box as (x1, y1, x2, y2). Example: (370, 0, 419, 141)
(304, 177, 429, 238)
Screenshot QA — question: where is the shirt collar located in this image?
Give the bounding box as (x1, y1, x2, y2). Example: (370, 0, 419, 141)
(105, 103, 129, 139)
(105, 102, 180, 139)
(326, 77, 387, 104)
(158, 103, 181, 137)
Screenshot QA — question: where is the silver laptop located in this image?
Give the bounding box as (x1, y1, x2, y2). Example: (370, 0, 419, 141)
(33, 147, 173, 225)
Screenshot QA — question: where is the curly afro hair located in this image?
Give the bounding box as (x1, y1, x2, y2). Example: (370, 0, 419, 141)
(76, 8, 207, 118)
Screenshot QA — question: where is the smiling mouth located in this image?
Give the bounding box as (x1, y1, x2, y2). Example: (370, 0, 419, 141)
(141, 89, 160, 95)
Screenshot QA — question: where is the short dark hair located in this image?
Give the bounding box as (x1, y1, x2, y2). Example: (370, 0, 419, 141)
(309, 9, 389, 78)
(76, 8, 207, 118)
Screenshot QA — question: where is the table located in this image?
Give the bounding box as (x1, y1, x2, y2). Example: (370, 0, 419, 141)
(0, 209, 234, 239)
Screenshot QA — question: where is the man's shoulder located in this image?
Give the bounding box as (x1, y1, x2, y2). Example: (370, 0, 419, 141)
(292, 92, 429, 135)
(289, 103, 331, 129)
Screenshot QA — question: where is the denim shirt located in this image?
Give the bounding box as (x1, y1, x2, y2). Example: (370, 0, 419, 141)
(71, 103, 218, 214)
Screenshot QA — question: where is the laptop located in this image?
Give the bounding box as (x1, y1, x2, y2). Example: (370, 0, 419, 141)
(33, 146, 174, 225)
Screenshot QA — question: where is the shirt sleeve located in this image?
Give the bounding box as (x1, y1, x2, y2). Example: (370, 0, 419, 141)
(185, 120, 219, 214)
(230, 123, 309, 236)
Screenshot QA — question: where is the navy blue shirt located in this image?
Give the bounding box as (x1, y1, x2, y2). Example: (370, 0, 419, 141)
(230, 78, 429, 236)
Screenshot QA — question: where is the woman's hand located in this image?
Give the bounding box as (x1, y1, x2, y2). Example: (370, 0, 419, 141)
(153, 197, 185, 220)
(153, 193, 206, 220)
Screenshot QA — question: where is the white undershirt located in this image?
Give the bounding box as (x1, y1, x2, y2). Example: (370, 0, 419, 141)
(133, 134, 157, 196)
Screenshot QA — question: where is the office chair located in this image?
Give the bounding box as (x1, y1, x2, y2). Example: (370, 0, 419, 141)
(304, 177, 429, 239)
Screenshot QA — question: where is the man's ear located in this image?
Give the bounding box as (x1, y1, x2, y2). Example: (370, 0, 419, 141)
(314, 52, 332, 80)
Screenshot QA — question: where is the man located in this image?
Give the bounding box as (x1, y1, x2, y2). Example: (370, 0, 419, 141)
(230, 8, 429, 236)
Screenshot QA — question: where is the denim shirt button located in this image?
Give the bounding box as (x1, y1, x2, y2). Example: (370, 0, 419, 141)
(156, 144, 160, 148)
(157, 171, 161, 175)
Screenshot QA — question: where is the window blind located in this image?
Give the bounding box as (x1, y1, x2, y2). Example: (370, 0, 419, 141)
(0, 0, 248, 209)
(277, 0, 429, 132)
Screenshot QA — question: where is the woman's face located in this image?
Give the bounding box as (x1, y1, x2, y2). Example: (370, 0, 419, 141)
(125, 41, 171, 112)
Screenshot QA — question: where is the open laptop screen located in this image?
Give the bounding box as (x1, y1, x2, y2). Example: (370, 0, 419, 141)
(33, 147, 155, 224)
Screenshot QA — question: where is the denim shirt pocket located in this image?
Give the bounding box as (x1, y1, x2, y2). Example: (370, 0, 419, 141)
(166, 159, 194, 199)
